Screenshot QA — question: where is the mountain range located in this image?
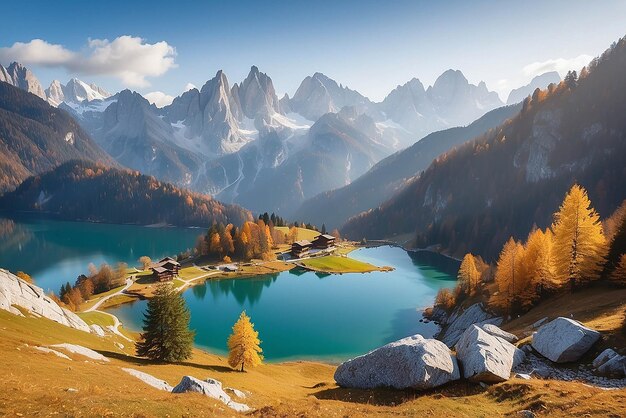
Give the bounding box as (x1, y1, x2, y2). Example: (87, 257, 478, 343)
(342, 38, 626, 259)
(0, 82, 113, 193)
(1, 59, 563, 218)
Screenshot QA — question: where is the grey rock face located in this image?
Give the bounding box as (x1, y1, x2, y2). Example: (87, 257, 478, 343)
(439, 303, 502, 347)
(334, 334, 460, 390)
(0, 62, 46, 99)
(122, 368, 173, 391)
(592, 349, 626, 378)
(0, 269, 90, 332)
(172, 376, 250, 412)
(455, 325, 521, 383)
(531, 317, 600, 363)
(506, 71, 561, 105)
(480, 323, 518, 343)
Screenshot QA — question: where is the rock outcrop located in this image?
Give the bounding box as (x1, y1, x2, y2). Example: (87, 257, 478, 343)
(122, 368, 173, 391)
(455, 325, 523, 383)
(0, 269, 90, 332)
(334, 334, 459, 390)
(51, 344, 110, 362)
(480, 323, 518, 343)
(172, 376, 250, 412)
(592, 349, 626, 378)
(439, 303, 502, 347)
(531, 317, 601, 363)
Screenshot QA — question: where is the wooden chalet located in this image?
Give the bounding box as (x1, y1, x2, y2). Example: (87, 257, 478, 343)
(312, 234, 336, 249)
(290, 240, 313, 258)
(151, 257, 181, 282)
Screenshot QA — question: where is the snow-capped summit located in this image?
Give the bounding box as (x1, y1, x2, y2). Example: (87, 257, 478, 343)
(45, 78, 112, 106)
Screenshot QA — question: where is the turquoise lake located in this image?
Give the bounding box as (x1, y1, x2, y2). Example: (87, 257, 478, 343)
(0, 215, 458, 362)
(0, 215, 200, 293)
(108, 246, 458, 362)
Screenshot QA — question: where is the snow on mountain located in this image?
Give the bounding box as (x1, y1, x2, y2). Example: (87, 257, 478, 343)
(45, 78, 112, 107)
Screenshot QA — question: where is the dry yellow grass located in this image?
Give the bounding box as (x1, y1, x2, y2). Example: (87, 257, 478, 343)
(1, 302, 625, 417)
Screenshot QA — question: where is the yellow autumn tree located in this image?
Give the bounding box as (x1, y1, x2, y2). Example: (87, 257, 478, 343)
(458, 253, 480, 296)
(551, 185, 608, 289)
(522, 228, 556, 298)
(227, 311, 263, 372)
(493, 238, 526, 312)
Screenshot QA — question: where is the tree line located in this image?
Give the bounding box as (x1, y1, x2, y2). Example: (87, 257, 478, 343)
(57, 262, 128, 311)
(436, 185, 626, 315)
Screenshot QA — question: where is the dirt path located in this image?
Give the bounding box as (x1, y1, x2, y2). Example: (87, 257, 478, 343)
(86, 278, 133, 312)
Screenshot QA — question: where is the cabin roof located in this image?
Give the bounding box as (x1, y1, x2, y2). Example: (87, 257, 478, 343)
(293, 240, 312, 247)
(152, 266, 169, 274)
(314, 234, 336, 241)
(158, 257, 180, 266)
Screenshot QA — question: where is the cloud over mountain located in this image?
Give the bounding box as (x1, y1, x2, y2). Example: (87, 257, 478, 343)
(0, 36, 176, 87)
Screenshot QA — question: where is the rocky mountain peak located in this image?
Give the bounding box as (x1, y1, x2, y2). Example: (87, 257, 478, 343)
(0, 61, 46, 100)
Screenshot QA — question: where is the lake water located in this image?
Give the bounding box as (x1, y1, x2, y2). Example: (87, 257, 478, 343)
(107, 246, 458, 362)
(0, 215, 201, 293)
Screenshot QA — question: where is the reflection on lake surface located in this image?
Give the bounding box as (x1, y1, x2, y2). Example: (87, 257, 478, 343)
(0, 214, 201, 293)
(108, 246, 458, 362)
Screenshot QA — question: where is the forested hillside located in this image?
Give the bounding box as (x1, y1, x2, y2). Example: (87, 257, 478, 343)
(0, 82, 113, 193)
(295, 104, 521, 229)
(343, 37, 626, 260)
(0, 160, 252, 227)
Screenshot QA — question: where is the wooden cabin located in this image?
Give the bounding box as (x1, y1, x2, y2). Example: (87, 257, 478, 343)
(150, 257, 181, 281)
(312, 234, 336, 249)
(291, 240, 313, 258)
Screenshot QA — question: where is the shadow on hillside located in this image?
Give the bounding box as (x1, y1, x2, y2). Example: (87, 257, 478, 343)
(312, 381, 483, 406)
(96, 349, 234, 372)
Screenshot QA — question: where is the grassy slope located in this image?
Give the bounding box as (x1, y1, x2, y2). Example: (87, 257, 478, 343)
(299, 255, 382, 273)
(275, 226, 320, 241)
(1, 304, 625, 417)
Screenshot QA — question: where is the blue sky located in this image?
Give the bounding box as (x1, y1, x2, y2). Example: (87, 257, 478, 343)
(1, 0, 625, 104)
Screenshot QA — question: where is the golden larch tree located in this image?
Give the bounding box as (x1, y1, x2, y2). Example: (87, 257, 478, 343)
(551, 185, 607, 288)
(493, 238, 526, 312)
(458, 253, 480, 296)
(228, 311, 263, 372)
(522, 228, 556, 299)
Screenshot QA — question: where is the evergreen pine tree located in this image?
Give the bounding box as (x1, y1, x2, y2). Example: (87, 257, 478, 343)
(136, 284, 195, 362)
(321, 223, 327, 235)
(552, 185, 607, 289)
(227, 311, 263, 372)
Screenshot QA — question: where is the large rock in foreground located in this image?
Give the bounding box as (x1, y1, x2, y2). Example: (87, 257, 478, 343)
(0, 269, 90, 332)
(455, 325, 522, 383)
(439, 303, 502, 347)
(172, 376, 250, 412)
(532, 317, 600, 363)
(334, 334, 459, 390)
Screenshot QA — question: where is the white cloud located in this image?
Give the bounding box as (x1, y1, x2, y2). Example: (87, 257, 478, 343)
(144, 91, 175, 108)
(184, 83, 197, 92)
(0, 36, 176, 88)
(522, 54, 593, 79)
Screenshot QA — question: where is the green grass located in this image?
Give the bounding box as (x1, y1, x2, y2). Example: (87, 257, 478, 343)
(80, 284, 126, 310)
(298, 255, 379, 273)
(76, 311, 115, 327)
(275, 226, 320, 241)
(177, 266, 205, 280)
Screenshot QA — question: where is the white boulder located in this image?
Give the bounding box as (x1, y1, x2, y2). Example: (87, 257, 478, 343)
(0, 269, 90, 332)
(531, 317, 600, 363)
(481, 323, 518, 343)
(334, 334, 460, 390)
(34, 346, 71, 360)
(440, 303, 502, 347)
(455, 325, 523, 383)
(51, 343, 109, 362)
(89, 324, 106, 337)
(122, 368, 173, 391)
(172, 376, 250, 412)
